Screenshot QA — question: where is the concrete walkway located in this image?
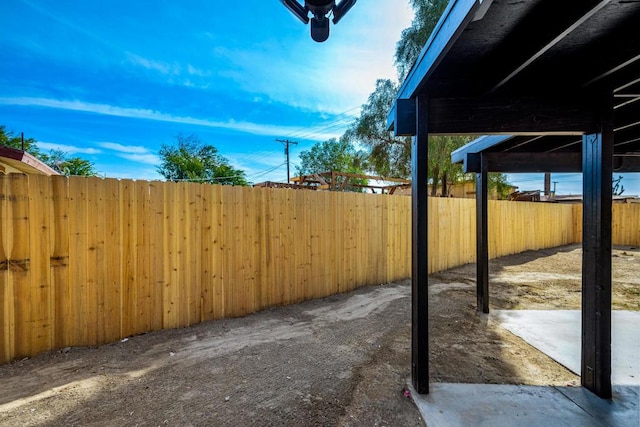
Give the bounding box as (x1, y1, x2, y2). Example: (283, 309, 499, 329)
(493, 310, 639, 385)
(410, 383, 638, 427)
(411, 310, 640, 426)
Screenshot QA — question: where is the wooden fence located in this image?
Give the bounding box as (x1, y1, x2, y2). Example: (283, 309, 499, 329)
(1, 174, 638, 364)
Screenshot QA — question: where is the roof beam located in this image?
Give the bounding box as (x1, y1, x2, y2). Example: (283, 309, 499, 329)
(461, 152, 640, 173)
(463, 152, 582, 173)
(488, 0, 611, 94)
(427, 96, 599, 135)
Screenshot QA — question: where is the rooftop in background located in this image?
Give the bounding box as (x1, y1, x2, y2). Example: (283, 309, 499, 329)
(0, 145, 60, 176)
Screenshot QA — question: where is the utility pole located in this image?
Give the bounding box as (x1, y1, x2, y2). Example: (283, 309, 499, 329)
(276, 139, 298, 183)
(544, 172, 551, 196)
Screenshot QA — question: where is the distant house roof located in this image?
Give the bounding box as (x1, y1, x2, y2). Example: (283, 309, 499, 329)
(0, 145, 60, 175)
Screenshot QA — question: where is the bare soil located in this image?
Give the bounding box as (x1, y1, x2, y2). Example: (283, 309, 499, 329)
(0, 244, 638, 426)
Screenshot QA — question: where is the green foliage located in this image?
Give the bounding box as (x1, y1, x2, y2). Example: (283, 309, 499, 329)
(57, 157, 98, 176)
(296, 137, 368, 190)
(296, 137, 365, 175)
(346, 0, 512, 196)
(0, 125, 42, 157)
(345, 79, 412, 179)
(395, 0, 449, 82)
(613, 175, 625, 196)
(488, 173, 513, 200)
(157, 134, 248, 185)
(428, 135, 473, 196)
(1, 125, 98, 176)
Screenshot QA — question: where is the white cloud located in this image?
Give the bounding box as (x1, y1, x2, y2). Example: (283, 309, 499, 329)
(37, 141, 101, 155)
(125, 52, 181, 75)
(0, 97, 330, 139)
(116, 153, 160, 165)
(98, 165, 162, 181)
(211, 0, 413, 114)
(97, 141, 150, 154)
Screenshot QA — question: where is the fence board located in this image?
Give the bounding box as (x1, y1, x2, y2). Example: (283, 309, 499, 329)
(49, 176, 70, 348)
(66, 177, 87, 345)
(162, 181, 179, 329)
(135, 181, 151, 334)
(120, 180, 136, 337)
(211, 184, 225, 319)
(85, 177, 103, 345)
(149, 181, 164, 331)
(8, 174, 31, 358)
(0, 175, 13, 363)
(28, 175, 53, 354)
(613, 203, 640, 245)
(103, 178, 122, 342)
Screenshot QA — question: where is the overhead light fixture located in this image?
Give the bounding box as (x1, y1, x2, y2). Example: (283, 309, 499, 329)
(281, 0, 357, 42)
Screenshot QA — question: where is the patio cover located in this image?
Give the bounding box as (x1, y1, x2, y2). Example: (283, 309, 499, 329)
(387, 0, 640, 399)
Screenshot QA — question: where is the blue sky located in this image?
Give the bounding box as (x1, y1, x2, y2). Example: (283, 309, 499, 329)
(1, 1, 637, 195)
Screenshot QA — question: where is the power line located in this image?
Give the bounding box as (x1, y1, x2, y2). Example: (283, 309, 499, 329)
(248, 162, 286, 180)
(284, 106, 360, 139)
(283, 107, 361, 141)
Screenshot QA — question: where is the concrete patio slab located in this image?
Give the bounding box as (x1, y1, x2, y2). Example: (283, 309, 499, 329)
(492, 310, 640, 385)
(410, 310, 639, 426)
(410, 383, 639, 427)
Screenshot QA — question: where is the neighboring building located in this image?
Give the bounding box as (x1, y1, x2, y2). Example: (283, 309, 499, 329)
(0, 145, 60, 176)
(397, 180, 518, 200)
(541, 194, 640, 204)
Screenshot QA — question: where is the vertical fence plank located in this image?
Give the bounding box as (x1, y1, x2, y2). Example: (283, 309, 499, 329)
(68, 177, 90, 346)
(190, 182, 203, 325)
(8, 174, 31, 358)
(297, 190, 311, 301)
(163, 181, 179, 329)
(220, 185, 232, 317)
(85, 177, 104, 345)
(28, 175, 53, 354)
(0, 175, 13, 363)
(149, 181, 164, 330)
(50, 176, 70, 349)
(103, 178, 122, 342)
(282, 189, 294, 305)
(265, 188, 279, 308)
(241, 186, 256, 315)
(255, 188, 268, 310)
(200, 183, 214, 321)
(120, 179, 137, 337)
(326, 191, 339, 294)
(211, 184, 225, 319)
(177, 182, 189, 326)
(135, 181, 151, 334)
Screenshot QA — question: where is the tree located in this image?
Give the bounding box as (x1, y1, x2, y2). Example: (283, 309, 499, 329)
(395, 0, 450, 82)
(0, 125, 43, 157)
(612, 175, 625, 196)
(157, 134, 248, 185)
(296, 137, 368, 190)
(346, 0, 512, 196)
(1, 125, 98, 176)
(344, 79, 412, 179)
(488, 173, 513, 200)
(39, 149, 99, 176)
(296, 137, 365, 175)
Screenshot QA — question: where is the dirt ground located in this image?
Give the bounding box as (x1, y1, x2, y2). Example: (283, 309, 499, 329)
(0, 244, 638, 426)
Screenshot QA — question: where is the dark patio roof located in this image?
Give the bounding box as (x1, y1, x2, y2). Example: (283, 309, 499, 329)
(388, 0, 640, 167)
(386, 0, 640, 400)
